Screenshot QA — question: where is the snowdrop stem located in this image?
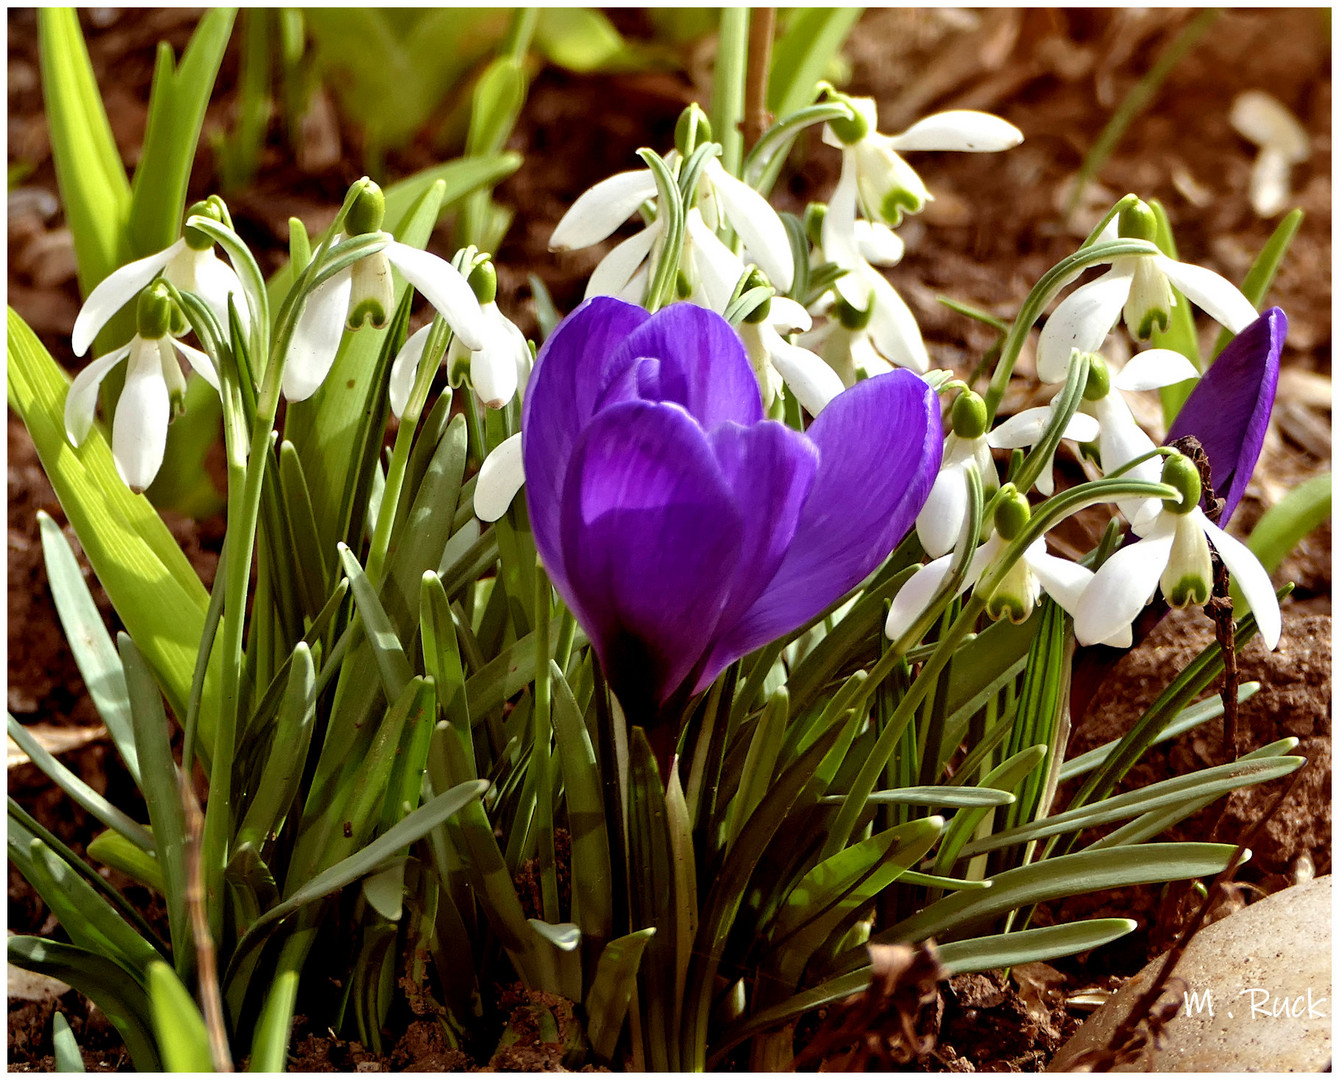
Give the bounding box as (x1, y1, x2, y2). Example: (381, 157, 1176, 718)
(983, 238, 1161, 424)
(743, 102, 856, 193)
(1009, 351, 1089, 495)
(711, 8, 750, 177)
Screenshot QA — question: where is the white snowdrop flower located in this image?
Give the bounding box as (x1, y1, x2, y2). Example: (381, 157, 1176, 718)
(822, 95, 1023, 227)
(1035, 202, 1257, 384)
(1074, 454, 1281, 650)
(72, 198, 249, 357)
(284, 183, 485, 403)
(916, 390, 996, 558)
(988, 401, 1101, 498)
(1229, 90, 1310, 218)
(65, 282, 220, 493)
(473, 432, 525, 524)
(737, 296, 845, 416)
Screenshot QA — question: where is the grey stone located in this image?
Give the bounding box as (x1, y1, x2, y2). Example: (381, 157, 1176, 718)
(1049, 876, 1331, 1072)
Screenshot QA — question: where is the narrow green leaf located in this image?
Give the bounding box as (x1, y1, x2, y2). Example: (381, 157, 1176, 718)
(339, 544, 413, 702)
(52, 1011, 85, 1073)
(1244, 472, 1331, 575)
(767, 9, 863, 119)
(934, 745, 1047, 875)
(9, 937, 161, 1071)
(824, 786, 1015, 809)
(724, 688, 788, 852)
(462, 614, 588, 718)
(278, 442, 331, 615)
(1210, 209, 1303, 360)
(938, 918, 1138, 974)
(585, 927, 656, 1062)
(87, 829, 166, 894)
(146, 960, 213, 1072)
(534, 8, 628, 71)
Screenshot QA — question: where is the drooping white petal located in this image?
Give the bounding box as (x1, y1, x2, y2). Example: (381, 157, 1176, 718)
(113, 338, 171, 492)
(822, 150, 872, 311)
(768, 332, 845, 417)
(1111, 348, 1200, 392)
(1092, 393, 1162, 522)
(72, 238, 186, 356)
(1154, 255, 1257, 334)
(1199, 512, 1282, 650)
(887, 110, 1024, 153)
(1024, 541, 1094, 616)
(585, 223, 659, 300)
(854, 220, 905, 267)
(704, 159, 794, 292)
(283, 266, 353, 402)
(987, 407, 1051, 449)
(1062, 411, 1101, 443)
(686, 210, 746, 313)
(866, 270, 930, 372)
(64, 344, 132, 445)
(917, 460, 971, 559)
(386, 241, 486, 352)
(388, 324, 434, 419)
(474, 432, 525, 523)
(1073, 520, 1177, 647)
(170, 339, 220, 392)
(166, 245, 251, 339)
(472, 303, 524, 409)
(769, 296, 812, 334)
(1035, 265, 1136, 382)
(548, 170, 658, 251)
(155, 338, 187, 404)
(885, 552, 956, 640)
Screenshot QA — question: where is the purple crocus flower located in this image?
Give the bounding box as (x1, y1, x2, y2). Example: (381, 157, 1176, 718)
(1165, 306, 1285, 524)
(1070, 306, 1285, 721)
(523, 297, 941, 741)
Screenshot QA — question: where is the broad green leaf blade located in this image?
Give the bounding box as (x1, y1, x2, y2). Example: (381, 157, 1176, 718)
(1244, 472, 1331, 576)
(8, 937, 161, 1072)
(1210, 208, 1303, 360)
(585, 928, 656, 1062)
(8, 310, 217, 749)
(534, 8, 629, 71)
(37, 7, 131, 293)
(880, 842, 1238, 948)
(87, 829, 166, 895)
(146, 960, 213, 1072)
(767, 9, 863, 119)
(936, 918, 1138, 974)
(37, 510, 138, 783)
(338, 544, 412, 701)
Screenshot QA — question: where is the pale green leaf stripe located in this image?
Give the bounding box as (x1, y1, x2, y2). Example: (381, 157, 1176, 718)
(821, 786, 1015, 808)
(147, 960, 213, 1072)
(38, 511, 138, 783)
(8, 311, 217, 744)
(9, 938, 161, 1071)
(7, 715, 152, 850)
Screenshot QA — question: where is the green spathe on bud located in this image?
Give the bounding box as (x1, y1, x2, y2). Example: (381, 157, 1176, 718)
(346, 180, 386, 236)
(951, 390, 988, 439)
(136, 281, 177, 340)
(824, 88, 870, 145)
(468, 258, 498, 306)
(1118, 199, 1159, 243)
(675, 103, 712, 156)
(183, 196, 230, 250)
(1082, 353, 1111, 401)
(1161, 452, 1202, 514)
(993, 485, 1031, 541)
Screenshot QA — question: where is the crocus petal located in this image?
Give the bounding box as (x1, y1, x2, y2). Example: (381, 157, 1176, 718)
(561, 399, 743, 711)
(768, 333, 846, 417)
(609, 301, 764, 430)
(549, 170, 659, 251)
(72, 239, 185, 356)
(1073, 520, 1176, 647)
(866, 270, 931, 372)
(65, 344, 132, 445)
(1198, 512, 1281, 650)
(887, 110, 1024, 153)
(716, 369, 941, 661)
(1155, 255, 1257, 334)
(170, 340, 220, 392)
(1025, 542, 1094, 616)
(917, 460, 971, 559)
(1036, 266, 1135, 382)
(1114, 348, 1201, 391)
(385, 241, 485, 352)
(474, 432, 525, 523)
(1166, 308, 1284, 523)
(884, 552, 955, 640)
(388, 324, 434, 418)
(523, 297, 653, 592)
(585, 224, 659, 301)
(284, 267, 353, 401)
(113, 338, 171, 492)
(704, 160, 794, 293)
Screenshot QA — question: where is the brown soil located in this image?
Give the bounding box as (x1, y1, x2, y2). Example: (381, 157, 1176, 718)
(8, 8, 1330, 1072)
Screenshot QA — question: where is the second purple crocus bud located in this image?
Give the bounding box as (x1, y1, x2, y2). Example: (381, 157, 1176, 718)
(523, 297, 942, 769)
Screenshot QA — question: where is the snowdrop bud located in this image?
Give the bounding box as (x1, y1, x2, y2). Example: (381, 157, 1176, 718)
(994, 485, 1030, 541)
(1161, 453, 1202, 515)
(136, 281, 176, 340)
(1162, 517, 1213, 607)
(183, 197, 226, 250)
(675, 103, 712, 156)
(346, 180, 386, 236)
(1083, 354, 1111, 401)
(1117, 200, 1159, 243)
(951, 390, 988, 439)
(468, 258, 498, 305)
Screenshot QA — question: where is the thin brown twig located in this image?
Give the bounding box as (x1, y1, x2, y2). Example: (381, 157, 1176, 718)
(182, 772, 234, 1071)
(742, 8, 775, 154)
